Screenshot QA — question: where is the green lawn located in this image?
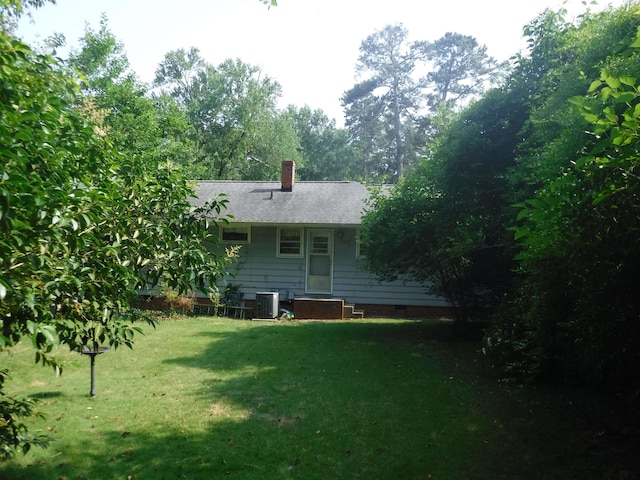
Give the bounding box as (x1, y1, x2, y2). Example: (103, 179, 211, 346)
(0, 316, 622, 479)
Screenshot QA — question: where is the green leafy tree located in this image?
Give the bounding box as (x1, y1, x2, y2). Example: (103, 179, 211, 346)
(342, 23, 428, 181)
(343, 25, 501, 182)
(0, 26, 230, 456)
(67, 17, 198, 175)
(155, 50, 300, 179)
(0, 0, 52, 32)
(485, 3, 640, 392)
(361, 84, 528, 321)
(68, 14, 129, 94)
(287, 105, 360, 180)
(423, 32, 505, 109)
(362, 174, 476, 321)
(341, 87, 389, 182)
(153, 47, 204, 106)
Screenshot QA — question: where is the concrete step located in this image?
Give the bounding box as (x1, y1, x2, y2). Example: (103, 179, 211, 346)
(343, 304, 364, 319)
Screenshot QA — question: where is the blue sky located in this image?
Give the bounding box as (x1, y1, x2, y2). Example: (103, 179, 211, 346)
(18, 0, 626, 125)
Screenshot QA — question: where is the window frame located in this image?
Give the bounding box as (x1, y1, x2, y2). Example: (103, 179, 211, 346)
(220, 225, 251, 244)
(277, 226, 304, 258)
(356, 229, 368, 260)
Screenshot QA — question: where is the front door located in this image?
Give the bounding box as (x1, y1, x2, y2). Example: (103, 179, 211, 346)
(306, 229, 333, 294)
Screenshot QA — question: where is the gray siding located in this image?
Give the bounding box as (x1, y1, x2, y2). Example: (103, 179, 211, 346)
(213, 226, 446, 307)
(224, 226, 306, 300)
(331, 227, 447, 307)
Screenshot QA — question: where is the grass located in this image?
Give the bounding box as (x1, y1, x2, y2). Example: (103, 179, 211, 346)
(0, 316, 636, 479)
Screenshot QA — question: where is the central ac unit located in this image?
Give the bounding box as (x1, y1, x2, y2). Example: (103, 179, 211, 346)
(255, 292, 279, 318)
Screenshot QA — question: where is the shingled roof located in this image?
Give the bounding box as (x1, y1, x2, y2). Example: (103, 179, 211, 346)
(192, 180, 370, 226)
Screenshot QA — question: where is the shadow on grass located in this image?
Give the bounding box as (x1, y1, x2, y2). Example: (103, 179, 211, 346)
(28, 391, 64, 400)
(0, 319, 623, 480)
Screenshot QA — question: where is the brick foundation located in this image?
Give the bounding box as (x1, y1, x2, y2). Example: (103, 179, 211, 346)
(354, 303, 455, 319)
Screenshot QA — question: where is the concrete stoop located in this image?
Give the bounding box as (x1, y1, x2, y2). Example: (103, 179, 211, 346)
(293, 297, 364, 320)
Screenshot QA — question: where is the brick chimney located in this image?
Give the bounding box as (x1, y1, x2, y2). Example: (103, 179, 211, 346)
(281, 160, 295, 192)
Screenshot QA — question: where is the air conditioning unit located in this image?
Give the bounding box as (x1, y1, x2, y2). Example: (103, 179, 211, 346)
(255, 292, 279, 318)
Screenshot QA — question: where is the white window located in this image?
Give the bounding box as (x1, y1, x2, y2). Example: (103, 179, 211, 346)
(220, 225, 251, 244)
(277, 227, 303, 257)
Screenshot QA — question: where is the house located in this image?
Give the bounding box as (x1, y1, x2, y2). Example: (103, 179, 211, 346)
(191, 160, 449, 319)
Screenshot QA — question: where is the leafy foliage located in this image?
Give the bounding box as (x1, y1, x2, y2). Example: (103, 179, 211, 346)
(361, 176, 481, 321)
(154, 48, 300, 180)
(0, 369, 50, 459)
(342, 24, 428, 181)
(0, 0, 52, 32)
(483, 4, 640, 391)
(423, 32, 505, 109)
(363, 3, 640, 397)
(0, 27, 230, 455)
(287, 105, 360, 181)
(361, 85, 527, 320)
(343, 24, 502, 182)
(68, 20, 203, 180)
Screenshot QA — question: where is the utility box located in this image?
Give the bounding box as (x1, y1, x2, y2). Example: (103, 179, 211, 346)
(255, 292, 279, 318)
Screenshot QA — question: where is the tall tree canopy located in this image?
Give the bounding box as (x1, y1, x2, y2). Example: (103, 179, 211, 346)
(68, 16, 171, 161)
(343, 24, 501, 182)
(423, 32, 503, 109)
(154, 48, 300, 180)
(287, 105, 360, 181)
(342, 23, 427, 181)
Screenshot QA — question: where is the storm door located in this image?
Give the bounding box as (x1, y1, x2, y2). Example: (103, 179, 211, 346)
(305, 229, 333, 294)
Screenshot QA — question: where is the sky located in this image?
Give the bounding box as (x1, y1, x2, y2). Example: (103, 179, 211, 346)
(17, 0, 628, 125)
